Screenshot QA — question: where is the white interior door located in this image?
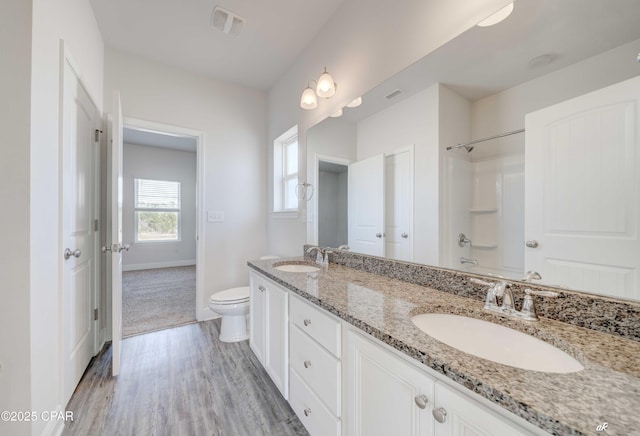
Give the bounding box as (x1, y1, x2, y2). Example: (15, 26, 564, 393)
(385, 149, 413, 262)
(109, 92, 124, 376)
(348, 154, 385, 256)
(525, 75, 640, 299)
(61, 54, 98, 405)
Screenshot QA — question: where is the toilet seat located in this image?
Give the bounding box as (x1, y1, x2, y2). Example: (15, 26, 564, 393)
(209, 286, 249, 305)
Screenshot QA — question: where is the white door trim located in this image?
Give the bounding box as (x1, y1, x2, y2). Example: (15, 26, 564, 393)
(121, 117, 206, 321)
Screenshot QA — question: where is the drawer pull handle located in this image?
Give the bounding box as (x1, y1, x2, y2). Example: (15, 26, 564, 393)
(414, 394, 428, 409)
(432, 407, 447, 423)
(303, 408, 311, 417)
(258, 285, 265, 292)
(304, 360, 312, 368)
(303, 319, 312, 326)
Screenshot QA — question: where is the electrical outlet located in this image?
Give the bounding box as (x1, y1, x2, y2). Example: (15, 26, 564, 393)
(207, 211, 225, 223)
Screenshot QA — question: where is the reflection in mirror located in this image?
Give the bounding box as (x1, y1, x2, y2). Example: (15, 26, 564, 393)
(306, 0, 640, 301)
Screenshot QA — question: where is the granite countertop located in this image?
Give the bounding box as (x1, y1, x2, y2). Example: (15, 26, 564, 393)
(248, 257, 640, 436)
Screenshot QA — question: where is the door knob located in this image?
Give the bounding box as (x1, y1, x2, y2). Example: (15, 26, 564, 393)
(376, 233, 382, 238)
(401, 233, 408, 239)
(432, 407, 447, 423)
(414, 394, 428, 409)
(122, 243, 130, 251)
(525, 240, 539, 248)
(64, 248, 81, 260)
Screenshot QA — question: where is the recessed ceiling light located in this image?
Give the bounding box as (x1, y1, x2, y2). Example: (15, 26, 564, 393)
(477, 2, 514, 27)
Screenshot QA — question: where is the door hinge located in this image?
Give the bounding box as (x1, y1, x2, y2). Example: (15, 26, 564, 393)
(93, 219, 99, 232)
(94, 129, 103, 142)
(94, 308, 99, 321)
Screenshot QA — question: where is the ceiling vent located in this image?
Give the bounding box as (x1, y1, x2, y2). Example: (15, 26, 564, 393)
(385, 89, 405, 100)
(211, 6, 245, 37)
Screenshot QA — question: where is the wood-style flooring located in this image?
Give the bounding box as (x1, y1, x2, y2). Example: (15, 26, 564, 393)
(63, 320, 308, 436)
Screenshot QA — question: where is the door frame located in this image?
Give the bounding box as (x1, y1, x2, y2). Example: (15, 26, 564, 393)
(110, 117, 205, 329)
(310, 153, 352, 246)
(58, 40, 102, 407)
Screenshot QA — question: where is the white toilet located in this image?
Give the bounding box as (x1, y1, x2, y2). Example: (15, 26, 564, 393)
(208, 287, 251, 343)
(209, 255, 280, 343)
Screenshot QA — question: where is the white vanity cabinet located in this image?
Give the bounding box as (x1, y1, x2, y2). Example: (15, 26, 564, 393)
(344, 327, 534, 436)
(433, 383, 530, 436)
(288, 294, 342, 436)
(248, 270, 288, 399)
(344, 328, 435, 436)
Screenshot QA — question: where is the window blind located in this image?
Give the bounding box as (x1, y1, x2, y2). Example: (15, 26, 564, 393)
(135, 179, 181, 210)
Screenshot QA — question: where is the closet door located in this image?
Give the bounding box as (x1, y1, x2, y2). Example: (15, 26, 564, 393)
(524, 75, 640, 299)
(348, 154, 385, 256)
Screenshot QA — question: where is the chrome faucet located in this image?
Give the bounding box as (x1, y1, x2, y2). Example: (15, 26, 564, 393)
(306, 246, 332, 265)
(522, 271, 542, 282)
(470, 278, 558, 321)
(306, 246, 323, 263)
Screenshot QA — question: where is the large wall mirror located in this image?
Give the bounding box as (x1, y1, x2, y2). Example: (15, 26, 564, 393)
(306, 0, 640, 302)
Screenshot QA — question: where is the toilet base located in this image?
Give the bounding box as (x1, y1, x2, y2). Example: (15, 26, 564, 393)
(219, 314, 249, 343)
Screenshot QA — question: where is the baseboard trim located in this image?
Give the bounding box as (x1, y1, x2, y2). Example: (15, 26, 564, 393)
(123, 260, 196, 272)
(40, 404, 65, 436)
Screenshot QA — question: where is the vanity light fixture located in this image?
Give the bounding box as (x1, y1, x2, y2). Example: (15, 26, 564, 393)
(329, 108, 343, 118)
(300, 67, 337, 110)
(346, 96, 362, 108)
(300, 83, 318, 110)
(477, 2, 514, 27)
(316, 67, 336, 98)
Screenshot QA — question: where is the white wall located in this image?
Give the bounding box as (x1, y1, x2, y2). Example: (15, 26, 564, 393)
(357, 85, 440, 265)
(1, 0, 105, 435)
(267, 0, 513, 257)
(104, 49, 268, 319)
(122, 143, 196, 270)
(0, 2, 32, 436)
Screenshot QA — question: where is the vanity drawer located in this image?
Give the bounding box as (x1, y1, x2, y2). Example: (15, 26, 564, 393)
(290, 295, 341, 357)
(290, 324, 341, 416)
(290, 369, 341, 436)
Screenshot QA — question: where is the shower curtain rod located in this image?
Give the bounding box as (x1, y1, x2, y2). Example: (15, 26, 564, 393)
(446, 128, 525, 151)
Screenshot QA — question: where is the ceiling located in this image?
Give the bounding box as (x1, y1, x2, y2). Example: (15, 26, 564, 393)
(343, 0, 640, 122)
(90, 0, 346, 91)
(123, 127, 197, 153)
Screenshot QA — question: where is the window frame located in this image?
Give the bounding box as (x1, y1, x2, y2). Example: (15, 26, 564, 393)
(273, 125, 299, 217)
(133, 178, 182, 244)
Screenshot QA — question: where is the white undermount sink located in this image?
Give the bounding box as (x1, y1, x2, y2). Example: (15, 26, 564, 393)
(411, 313, 584, 373)
(273, 263, 320, 273)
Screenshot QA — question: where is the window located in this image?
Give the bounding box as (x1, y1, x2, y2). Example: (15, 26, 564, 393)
(274, 126, 299, 214)
(134, 178, 181, 242)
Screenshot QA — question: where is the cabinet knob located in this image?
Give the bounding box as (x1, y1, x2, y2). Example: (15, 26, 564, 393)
(303, 408, 311, 417)
(525, 240, 539, 248)
(401, 233, 408, 239)
(303, 319, 312, 326)
(414, 394, 429, 409)
(432, 407, 447, 423)
(64, 248, 82, 260)
(303, 360, 312, 368)
(258, 285, 265, 292)
(375, 233, 382, 238)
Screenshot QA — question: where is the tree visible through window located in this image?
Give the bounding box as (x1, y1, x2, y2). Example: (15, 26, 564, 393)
(134, 178, 181, 242)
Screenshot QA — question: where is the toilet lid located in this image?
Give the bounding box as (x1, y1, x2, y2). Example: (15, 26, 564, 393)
(209, 286, 250, 304)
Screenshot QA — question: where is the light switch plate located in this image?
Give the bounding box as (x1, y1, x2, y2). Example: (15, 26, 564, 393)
(207, 211, 225, 223)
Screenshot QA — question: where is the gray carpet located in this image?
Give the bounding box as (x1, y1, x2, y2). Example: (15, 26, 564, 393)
(122, 266, 197, 337)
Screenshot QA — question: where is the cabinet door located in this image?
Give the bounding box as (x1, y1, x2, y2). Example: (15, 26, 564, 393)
(265, 281, 289, 399)
(249, 272, 266, 364)
(433, 384, 530, 436)
(345, 329, 434, 436)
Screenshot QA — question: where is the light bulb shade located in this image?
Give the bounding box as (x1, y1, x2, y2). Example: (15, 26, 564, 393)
(329, 108, 343, 118)
(346, 96, 362, 108)
(300, 86, 317, 109)
(316, 69, 336, 98)
(477, 2, 514, 27)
